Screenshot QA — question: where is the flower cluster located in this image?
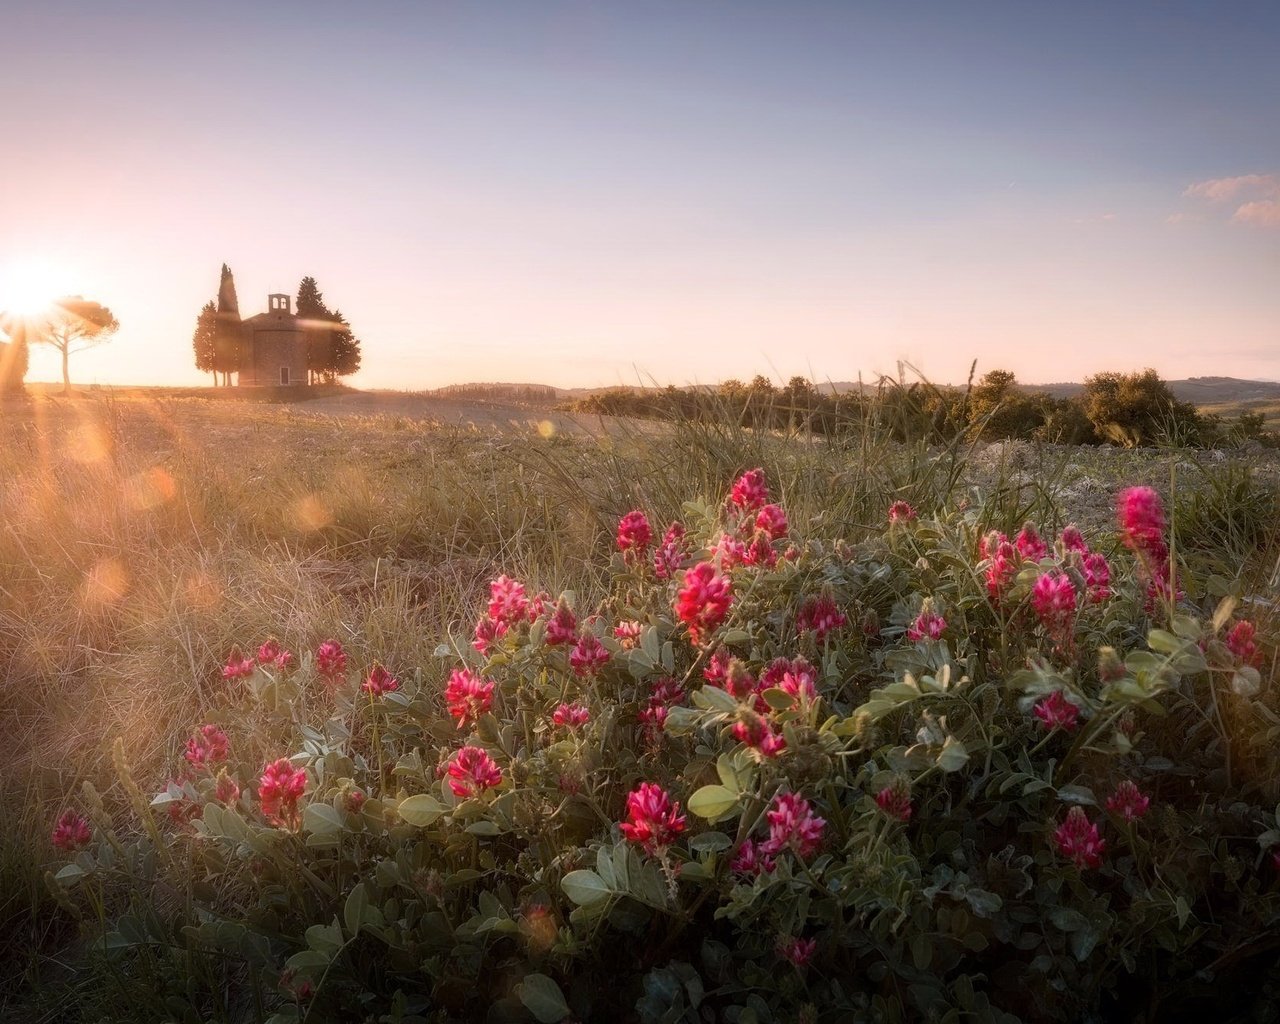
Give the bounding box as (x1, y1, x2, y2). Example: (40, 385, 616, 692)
(616, 509, 653, 560)
(762, 792, 825, 861)
(875, 777, 913, 822)
(907, 602, 947, 642)
(315, 639, 347, 682)
(552, 702, 590, 728)
(258, 758, 307, 829)
(730, 468, 769, 512)
(184, 724, 230, 768)
(1105, 780, 1151, 823)
(447, 746, 503, 798)
(1032, 570, 1077, 648)
(675, 562, 732, 646)
(1118, 486, 1175, 607)
(888, 500, 916, 524)
(569, 633, 610, 676)
(796, 593, 846, 641)
(1053, 806, 1106, 869)
(444, 668, 495, 728)
(257, 638, 293, 670)
(222, 650, 255, 681)
(1225, 620, 1260, 667)
(52, 810, 92, 852)
(362, 663, 399, 697)
(1033, 690, 1080, 732)
(618, 782, 687, 856)
(653, 522, 689, 580)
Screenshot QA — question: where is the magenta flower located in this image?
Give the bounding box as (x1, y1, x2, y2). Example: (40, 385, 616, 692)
(1053, 806, 1106, 870)
(1032, 570, 1078, 645)
(258, 758, 307, 829)
(907, 604, 947, 642)
(215, 771, 241, 806)
(487, 575, 530, 627)
(742, 531, 778, 569)
(675, 562, 732, 646)
(762, 792, 825, 861)
(796, 594, 847, 641)
(985, 539, 1020, 604)
(444, 667, 495, 729)
(552, 702, 590, 728)
(257, 638, 293, 670)
(732, 713, 786, 757)
(618, 782, 687, 856)
(1118, 486, 1176, 607)
(447, 746, 503, 798)
(616, 509, 653, 559)
(1034, 690, 1080, 732)
(361, 663, 399, 697)
(730, 468, 769, 512)
(1060, 524, 1088, 553)
(1226, 620, 1260, 667)
(613, 620, 643, 648)
(703, 647, 731, 687)
(544, 598, 578, 646)
(730, 837, 776, 876)
(1015, 522, 1049, 562)
(315, 639, 348, 682)
(888, 500, 917, 524)
(1083, 552, 1112, 603)
(754, 503, 788, 540)
(1105, 780, 1151, 823)
(569, 633, 610, 676)
(52, 810, 92, 853)
(875, 779, 913, 823)
(472, 614, 507, 656)
(653, 522, 688, 580)
(221, 650, 255, 682)
(778, 936, 817, 968)
(185, 724, 230, 768)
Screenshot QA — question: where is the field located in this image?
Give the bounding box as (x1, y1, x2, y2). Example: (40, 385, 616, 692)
(3, 388, 1279, 1022)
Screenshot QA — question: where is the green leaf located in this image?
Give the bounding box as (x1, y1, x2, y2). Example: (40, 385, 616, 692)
(689, 831, 733, 853)
(1146, 629, 1182, 655)
(687, 785, 739, 822)
(465, 820, 502, 836)
(398, 793, 447, 827)
(518, 973, 571, 1023)
(561, 869, 612, 906)
(937, 735, 969, 773)
(343, 883, 368, 937)
(1056, 785, 1097, 806)
(303, 803, 346, 836)
(715, 754, 742, 794)
(305, 920, 344, 955)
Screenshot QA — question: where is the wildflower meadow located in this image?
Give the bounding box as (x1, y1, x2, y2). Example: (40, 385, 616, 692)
(4, 395, 1280, 1022)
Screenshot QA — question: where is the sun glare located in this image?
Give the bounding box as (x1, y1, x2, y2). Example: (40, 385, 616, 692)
(0, 260, 65, 317)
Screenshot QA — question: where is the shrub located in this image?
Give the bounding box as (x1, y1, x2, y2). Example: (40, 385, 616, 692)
(48, 472, 1280, 1023)
(1082, 369, 1201, 448)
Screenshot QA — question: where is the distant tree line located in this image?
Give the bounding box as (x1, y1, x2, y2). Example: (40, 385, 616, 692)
(431, 383, 559, 403)
(192, 271, 361, 385)
(571, 370, 1269, 448)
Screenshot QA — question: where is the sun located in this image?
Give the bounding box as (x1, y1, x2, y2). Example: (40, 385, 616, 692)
(0, 259, 65, 318)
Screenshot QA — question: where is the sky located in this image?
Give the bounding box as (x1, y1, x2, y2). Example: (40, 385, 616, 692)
(1, 0, 1277, 389)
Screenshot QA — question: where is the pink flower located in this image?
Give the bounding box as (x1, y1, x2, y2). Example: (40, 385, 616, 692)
(1060, 524, 1088, 553)
(1034, 690, 1080, 732)
(778, 936, 817, 968)
(653, 522, 688, 580)
(544, 598, 578, 645)
(762, 792, 825, 861)
(552, 702, 590, 728)
(315, 639, 347, 682)
(711, 533, 749, 570)
(1083, 553, 1112, 603)
(487, 575, 530, 627)
(762, 656, 817, 705)
(730, 468, 769, 512)
(472, 614, 507, 656)
(444, 668, 496, 729)
(1015, 523, 1049, 563)
(257, 638, 293, 670)
(875, 779, 912, 822)
(345, 789, 366, 814)
(52, 810, 92, 852)
(184, 724, 230, 768)
(675, 562, 733, 646)
(258, 758, 307, 829)
(1105, 780, 1150, 823)
(730, 837, 776, 876)
(1118, 486, 1168, 559)
(796, 594, 847, 641)
(703, 647, 731, 687)
(361, 664, 399, 697)
(985, 539, 1020, 604)
(447, 746, 503, 798)
(1032, 570, 1077, 645)
(907, 605, 946, 642)
(613, 620, 643, 648)
(222, 650, 255, 682)
(215, 771, 241, 806)
(569, 634, 610, 676)
(755, 504, 788, 541)
(616, 510, 653, 559)
(1053, 806, 1106, 870)
(1226, 620, 1260, 667)
(618, 782, 687, 856)
(742, 532, 778, 569)
(733, 714, 786, 757)
(888, 500, 917, 524)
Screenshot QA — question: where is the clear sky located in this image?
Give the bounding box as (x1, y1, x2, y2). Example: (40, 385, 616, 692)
(1, 0, 1277, 389)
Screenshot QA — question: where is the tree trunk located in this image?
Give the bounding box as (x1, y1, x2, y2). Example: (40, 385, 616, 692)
(61, 346, 70, 393)
(211, 372, 217, 386)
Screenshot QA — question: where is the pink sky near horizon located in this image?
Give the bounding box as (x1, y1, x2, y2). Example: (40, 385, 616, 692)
(2, 1, 1277, 390)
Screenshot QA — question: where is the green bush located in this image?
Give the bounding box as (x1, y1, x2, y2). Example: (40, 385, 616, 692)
(47, 472, 1280, 1023)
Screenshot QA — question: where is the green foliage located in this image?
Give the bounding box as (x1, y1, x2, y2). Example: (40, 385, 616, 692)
(192, 300, 218, 380)
(296, 277, 362, 383)
(1082, 369, 1202, 448)
(24, 295, 119, 390)
(47, 469, 1280, 1023)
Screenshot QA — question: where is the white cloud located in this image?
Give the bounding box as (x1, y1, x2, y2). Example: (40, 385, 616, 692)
(1233, 199, 1280, 228)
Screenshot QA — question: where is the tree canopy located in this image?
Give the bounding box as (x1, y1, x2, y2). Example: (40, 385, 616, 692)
(192, 301, 218, 383)
(296, 276, 361, 383)
(25, 296, 119, 391)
